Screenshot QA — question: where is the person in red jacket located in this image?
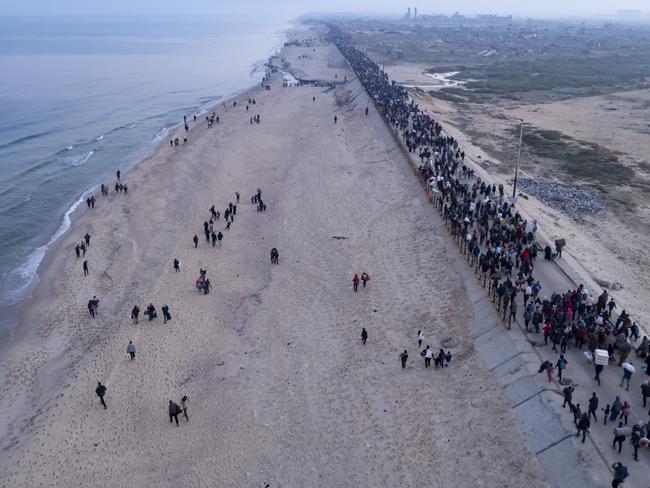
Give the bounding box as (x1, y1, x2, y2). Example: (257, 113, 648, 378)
(352, 274, 360, 292)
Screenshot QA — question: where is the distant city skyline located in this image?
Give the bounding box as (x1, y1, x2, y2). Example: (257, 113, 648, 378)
(2, 0, 649, 20)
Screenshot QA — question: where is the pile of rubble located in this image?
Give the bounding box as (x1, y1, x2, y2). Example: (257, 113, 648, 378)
(516, 177, 607, 218)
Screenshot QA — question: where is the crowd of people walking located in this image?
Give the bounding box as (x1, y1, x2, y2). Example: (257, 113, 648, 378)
(330, 25, 647, 482)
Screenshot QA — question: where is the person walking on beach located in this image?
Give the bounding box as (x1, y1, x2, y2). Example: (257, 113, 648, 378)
(169, 400, 180, 426)
(84, 233, 91, 246)
(146, 303, 157, 321)
(399, 350, 408, 369)
(352, 274, 360, 292)
(162, 305, 171, 323)
(131, 305, 140, 324)
(116, 170, 121, 181)
(334, 115, 338, 124)
(361, 272, 370, 288)
(173, 258, 180, 272)
(436, 349, 445, 369)
(193, 234, 198, 248)
(181, 396, 189, 421)
(418, 330, 424, 347)
(361, 328, 368, 345)
(83, 259, 88, 276)
(424, 346, 433, 368)
(95, 382, 107, 409)
(127, 341, 136, 360)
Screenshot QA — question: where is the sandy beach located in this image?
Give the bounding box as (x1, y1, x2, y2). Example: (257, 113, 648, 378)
(0, 25, 546, 488)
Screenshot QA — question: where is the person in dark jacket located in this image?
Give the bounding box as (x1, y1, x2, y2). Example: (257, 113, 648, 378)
(641, 380, 650, 408)
(95, 382, 107, 409)
(361, 328, 368, 345)
(588, 392, 599, 421)
(576, 412, 590, 443)
(611, 462, 629, 488)
(562, 386, 574, 408)
(131, 305, 140, 324)
(169, 400, 180, 426)
(181, 396, 189, 421)
(162, 304, 171, 323)
(399, 350, 408, 369)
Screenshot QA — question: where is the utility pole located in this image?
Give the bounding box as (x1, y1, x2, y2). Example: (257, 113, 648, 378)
(513, 119, 524, 199)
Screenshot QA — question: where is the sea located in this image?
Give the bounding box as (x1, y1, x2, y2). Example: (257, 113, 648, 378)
(0, 16, 286, 325)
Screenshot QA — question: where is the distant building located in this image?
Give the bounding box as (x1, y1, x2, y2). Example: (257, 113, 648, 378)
(477, 14, 513, 23)
(414, 7, 418, 20)
(404, 7, 411, 20)
(617, 9, 642, 19)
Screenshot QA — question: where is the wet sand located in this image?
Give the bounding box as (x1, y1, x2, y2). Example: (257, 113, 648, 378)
(0, 26, 545, 488)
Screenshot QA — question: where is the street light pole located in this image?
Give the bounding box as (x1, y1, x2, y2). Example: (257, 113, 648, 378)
(513, 119, 524, 199)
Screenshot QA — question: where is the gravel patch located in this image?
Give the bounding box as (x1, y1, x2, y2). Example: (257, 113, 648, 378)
(516, 177, 607, 218)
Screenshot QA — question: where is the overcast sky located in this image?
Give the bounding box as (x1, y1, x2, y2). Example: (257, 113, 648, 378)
(2, 0, 648, 19)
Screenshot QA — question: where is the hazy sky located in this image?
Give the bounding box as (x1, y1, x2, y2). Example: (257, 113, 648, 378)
(2, 0, 648, 19)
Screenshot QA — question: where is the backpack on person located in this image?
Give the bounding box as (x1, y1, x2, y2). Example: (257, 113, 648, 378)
(538, 360, 551, 373)
(614, 464, 629, 481)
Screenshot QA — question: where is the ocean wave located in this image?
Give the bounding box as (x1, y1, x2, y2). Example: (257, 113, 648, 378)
(60, 150, 95, 167)
(153, 126, 169, 141)
(0, 130, 53, 151)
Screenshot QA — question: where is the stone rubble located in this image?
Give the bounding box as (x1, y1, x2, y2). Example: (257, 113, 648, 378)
(516, 177, 607, 218)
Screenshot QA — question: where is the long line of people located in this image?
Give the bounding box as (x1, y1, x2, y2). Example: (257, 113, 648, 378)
(330, 26, 648, 474)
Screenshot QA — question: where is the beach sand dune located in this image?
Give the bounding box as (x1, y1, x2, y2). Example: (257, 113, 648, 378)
(0, 30, 545, 488)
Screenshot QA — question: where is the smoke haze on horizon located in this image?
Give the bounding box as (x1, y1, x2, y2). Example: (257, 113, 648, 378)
(2, 0, 649, 20)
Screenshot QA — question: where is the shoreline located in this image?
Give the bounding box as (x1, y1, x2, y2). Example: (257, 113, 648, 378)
(0, 31, 288, 344)
(0, 75, 275, 459)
